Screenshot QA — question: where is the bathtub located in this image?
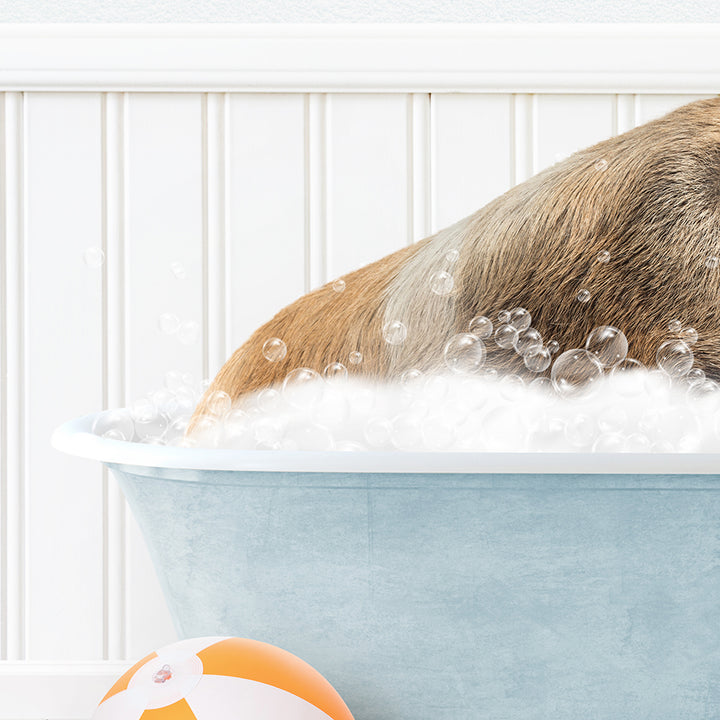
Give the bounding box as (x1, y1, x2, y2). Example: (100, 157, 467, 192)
(53, 413, 720, 720)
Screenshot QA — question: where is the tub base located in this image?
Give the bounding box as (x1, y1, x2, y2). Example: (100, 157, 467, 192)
(111, 464, 720, 720)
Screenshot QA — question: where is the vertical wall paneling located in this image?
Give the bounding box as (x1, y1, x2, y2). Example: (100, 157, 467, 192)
(204, 93, 227, 381)
(511, 94, 536, 186)
(3, 92, 24, 662)
(533, 94, 615, 172)
(431, 94, 513, 233)
(635, 94, 713, 125)
(24, 93, 104, 660)
(615, 94, 638, 135)
(0, 93, 5, 661)
(306, 93, 327, 293)
(226, 93, 307, 352)
(124, 92, 204, 657)
(102, 91, 126, 662)
(326, 93, 409, 278)
(410, 93, 430, 243)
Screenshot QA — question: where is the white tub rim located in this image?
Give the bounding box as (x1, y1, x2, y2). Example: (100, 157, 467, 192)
(51, 412, 720, 475)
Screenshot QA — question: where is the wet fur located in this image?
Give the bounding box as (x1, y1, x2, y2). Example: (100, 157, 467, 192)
(191, 97, 720, 425)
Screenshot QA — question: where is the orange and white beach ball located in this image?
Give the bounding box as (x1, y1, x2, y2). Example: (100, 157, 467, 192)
(93, 636, 354, 720)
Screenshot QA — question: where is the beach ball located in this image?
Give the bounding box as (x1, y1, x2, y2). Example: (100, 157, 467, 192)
(93, 636, 354, 720)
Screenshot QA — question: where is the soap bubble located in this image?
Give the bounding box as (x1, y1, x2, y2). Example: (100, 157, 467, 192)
(364, 417, 393, 448)
(158, 313, 181, 335)
(524, 346, 552, 373)
(256, 388, 281, 412)
(383, 320, 408, 345)
(129, 397, 157, 424)
(206, 390, 232, 418)
(668, 319, 682, 334)
(594, 158, 608, 171)
(610, 358, 645, 395)
(262, 337, 287, 362)
(349, 351, 363, 365)
(390, 412, 424, 450)
(282, 367, 323, 408)
(551, 348, 603, 398)
(400, 368, 424, 390)
(592, 432, 625, 452)
(170, 260, 187, 280)
(705, 256, 719, 270)
(494, 324, 519, 350)
(547, 340, 560, 355)
(332, 278, 346, 292)
(430, 271, 454, 296)
(282, 421, 333, 451)
(177, 320, 200, 345)
(222, 409, 252, 448)
(565, 414, 597, 449)
(134, 414, 168, 442)
(83, 247, 105, 268)
(585, 326, 628, 368)
(598, 405, 629, 434)
(530, 376, 553, 392)
(576, 289, 592, 303)
(93, 409, 134, 441)
(680, 327, 698, 346)
(468, 316, 493, 339)
(323, 362, 348, 382)
(445, 249, 460, 264)
(515, 327, 543, 356)
(498, 309, 511, 324)
(500, 374, 525, 401)
(623, 433, 652, 453)
(686, 368, 706, 386)
(508, 307, 532, 331)
(656, 339, 693, 378)
(444, 333, 486, 374)
(596, 250, 610, 264)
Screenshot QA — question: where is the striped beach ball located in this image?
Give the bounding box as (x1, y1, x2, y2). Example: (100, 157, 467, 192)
(93, 636, 354, 720)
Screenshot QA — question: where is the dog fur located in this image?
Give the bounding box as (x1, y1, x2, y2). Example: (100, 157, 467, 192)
(191, 97, 720, 425)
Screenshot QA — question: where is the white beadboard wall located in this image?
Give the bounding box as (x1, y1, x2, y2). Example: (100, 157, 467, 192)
(0, 24, 718, 719)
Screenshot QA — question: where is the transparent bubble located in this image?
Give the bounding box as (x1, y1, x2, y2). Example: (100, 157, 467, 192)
(170, 261, 187, 280)
(598, 405, 628, 434)
(256, 387, 281, 412)
(383, 320, 408, 346)
(313, 388, 350, 426)
(335, 441, 367, 452)
(565, 414, 597, 449)
(468, 316, 493, 339)
(158, 313, 181, 335)
(424, 375, 450, 403)
(585, 326, 628, 368)
(706, 256, 719, 270)
(596, 250, 610, 264)
(92, 409, 134, 442)
(253, 417, 285, 447)
(444, 333, 486, 374)
(644, 368, 673, 396)
(623, 433, 652, 453)
(206, 390, 231, 417)
(134, 414, 168, 442)
(607, 359, 644, 396)
(364, 417, 393, 448)
(547, 340, 560, 355)
(445, 249, 460, 265)
(494, 324, 519, 350)
(529, 376, 554, 392)
(282, 421, 333, 451)
(323, 362, 348, 382)
(576, 289, 592, 303)
(162, 414, 192, 444)
(686, 368, 706, 386)
(430, 271, 454, 296)
(680, 327, 698, 346)
(262, 337, 287, 362)
(515, 327, 543, 356)
(688, 380, 720, 403)
(83, 247, 105, 268)
(282, 367, 324, 409)
(498, 309, 511, 324)
(508, 307, 531, 331)
(130, 397, 157, 424)
(177, 320, 200, 345)
(594, 158, 608, 171)
(656, 339, 693, 378)
(221, 409, 251, 447)
(592, 432, 625, 452)
(524, 347, 552, 373)
(668, 319, 682, 334)
(174, 386, 197, 413)
(332, 278, 346, 293)
(551, 348, 603, 398)
(390, 412, 424, 451)
(191, 415, 221, 448)
(500, 374, 525, 401)
(400, 368, 424, 390)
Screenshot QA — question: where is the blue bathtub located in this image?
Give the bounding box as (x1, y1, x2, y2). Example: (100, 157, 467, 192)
(54, 413, 720, 720)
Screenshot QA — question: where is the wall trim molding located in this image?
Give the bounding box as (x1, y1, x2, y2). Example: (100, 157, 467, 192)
(0, 661, 130, 718)
(1, 23, 720, 92)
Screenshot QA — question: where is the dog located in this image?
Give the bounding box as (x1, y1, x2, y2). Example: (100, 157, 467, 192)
(190, 96, 720, 425)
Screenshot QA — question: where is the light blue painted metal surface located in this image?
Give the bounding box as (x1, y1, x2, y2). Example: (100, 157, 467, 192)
(109, 462, 720, 720)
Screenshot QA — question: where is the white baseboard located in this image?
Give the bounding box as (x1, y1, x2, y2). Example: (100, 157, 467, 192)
(0, 662, 129, 720)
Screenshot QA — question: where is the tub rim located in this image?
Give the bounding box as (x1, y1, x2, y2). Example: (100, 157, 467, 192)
(52, 411, 720, 475)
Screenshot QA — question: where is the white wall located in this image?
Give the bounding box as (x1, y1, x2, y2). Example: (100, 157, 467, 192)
(0, 24, 718, 720)
(1, 0, 720, 23)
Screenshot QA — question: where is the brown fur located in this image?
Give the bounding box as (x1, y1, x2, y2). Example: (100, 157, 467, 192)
(191, 97, 720, 427)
